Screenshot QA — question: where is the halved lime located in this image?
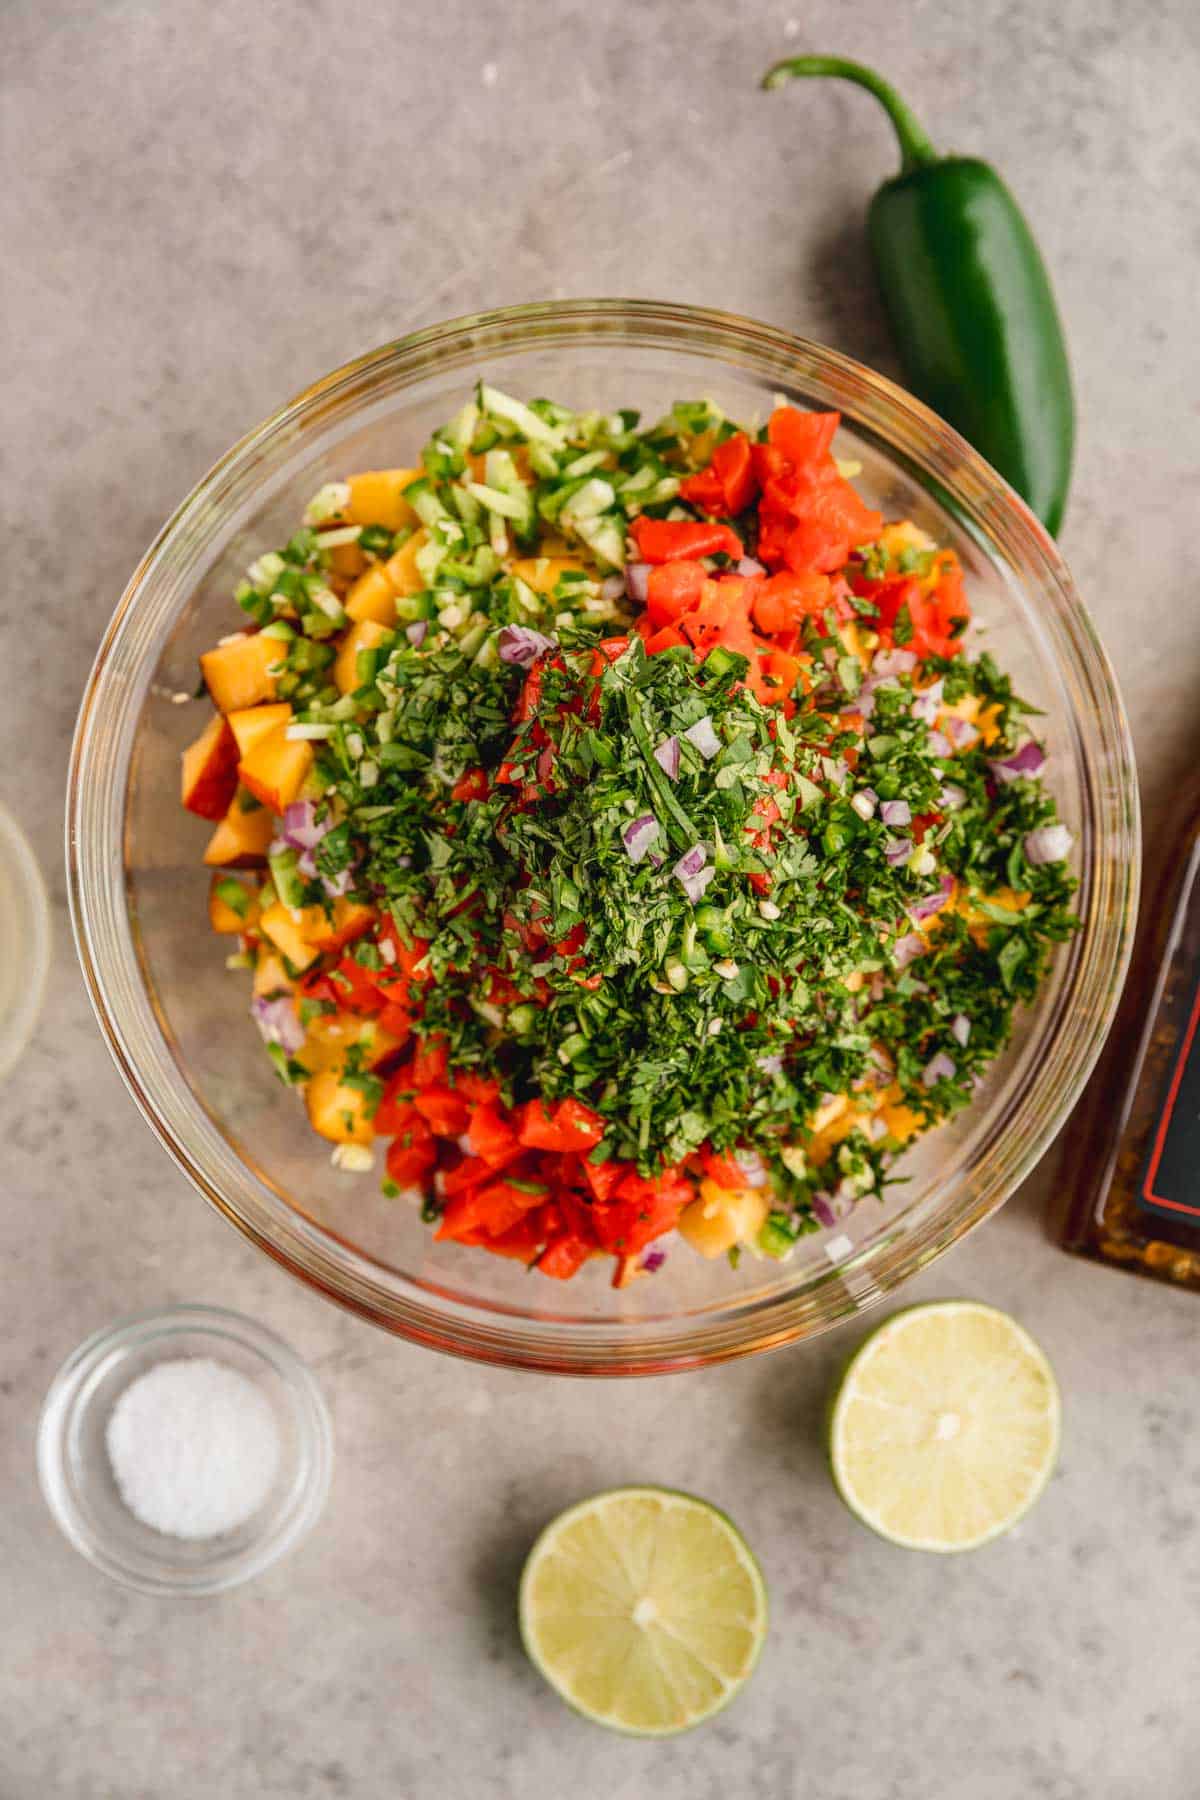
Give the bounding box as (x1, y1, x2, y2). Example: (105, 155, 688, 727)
(829, 1300, 1061, 1553)
(519, 1486, 768, 1734)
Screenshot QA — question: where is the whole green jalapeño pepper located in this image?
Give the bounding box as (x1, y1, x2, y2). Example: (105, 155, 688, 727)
(763, 56, 1075, 536)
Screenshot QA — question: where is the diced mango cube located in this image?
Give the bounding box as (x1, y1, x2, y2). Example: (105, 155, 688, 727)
(259, 901, 320, 971)
(237, 725, 314, 813)
(305, 1067, 375, 1145)
(334, 619, 391, 696)
(252, 949, 294, 998)
(383, 529, 429, 598)
(200, 632, 282, 713)
(208, 872, 260, 934)
(228, 701, 292, 759)
(346, 469, 421, 532)
(344, 564, 398, 626)
(202, 794, 276, 868)
(509, 555, 589, 596)
(292, 897, 375, 954)
(678, 1180, 769, 1259)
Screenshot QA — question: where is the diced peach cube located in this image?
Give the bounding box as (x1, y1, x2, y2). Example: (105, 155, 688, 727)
(181, 714, 240, 820)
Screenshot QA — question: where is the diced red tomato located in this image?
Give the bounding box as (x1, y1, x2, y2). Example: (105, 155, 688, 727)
(699, 1147, 746, 1189)
(680, 433, 758, 517)
(411, 1036, 448, 1087)
(591, 1169, 693, 1255)
(385, 1119, 436, 1186)
(751, 570, 830, 636)
(451, 766, 489, 802)
(436, 1178, 546, 1243)
(538, 1236, 593, 1279)
(375, 1068, 417, 1135)
(581, 1156, 627, 1205)
(630, 517, 744, 564)
(327, 954, 384, 1015)
(453, 1070, 502, 1105)
(517, 1097, 607, 1152)
(645, 560, 707, 626)
(375, 932, 434, 1002)
(467, 1103, 521, 1167)
(412, 1085, 470, 1138)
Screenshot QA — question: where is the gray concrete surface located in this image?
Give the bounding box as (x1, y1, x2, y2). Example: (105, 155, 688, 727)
(4, 1, 1200, 1795)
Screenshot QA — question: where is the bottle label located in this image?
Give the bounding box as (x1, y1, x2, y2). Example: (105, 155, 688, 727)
(1139, 964, 1200, 1223)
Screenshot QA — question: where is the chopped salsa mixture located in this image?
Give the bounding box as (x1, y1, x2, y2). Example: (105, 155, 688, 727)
(182, 386, 1076, 1284)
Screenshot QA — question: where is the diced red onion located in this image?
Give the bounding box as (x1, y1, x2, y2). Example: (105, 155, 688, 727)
(944, 714, 977, 748)
(736, 557, 765, 578)
(536, 744, 555, 785)
(625, 562, 650, 604)
(623, 813, 660, 865)
(757, 1052, 785, 1077)
(854, 687, 877, 721)
(950, 1013, 971, 1047)
(908, 874, 955, 923)
(498, 624, 556, 666)
(990, 741, 1046, 783)
(880, 799, 911, 827)
(811, 1191, 839, 1229)
(922, 1051, 957, 1088)
(251, 995, 305, 1055)
(894, 932, 925, 969)
(648, 849, 665, 870)
(379, 938, 397, 966)
(323, 867, 354, 898)
(641, 1247, 667, 1273)
(824, 757, 849, 790)
(910, 680, 945, 725)
(866, 1044, 894, 1084)
(601, 574, 626, 602)
(734, 1149, 769, 1189)
(683, 715, 720, 760)
(1025, 824, 1073, 865)
(884, 837, 912, 867)
(851, 791, 876, 821)
(939, 783, 966, 811)
(928, 730, 953, 758)
(296, 848, 318, 879)
(406, 620, 428, 646)
(871, 648, 917, 679)
(282, 800, 333, 851)
(653, 736, 681, 779)
(673, 844, 715, 902)
(866, 1114, 889, 1142)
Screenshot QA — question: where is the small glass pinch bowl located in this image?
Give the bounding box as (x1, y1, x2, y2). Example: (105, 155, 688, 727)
(36, 1305, 333, 1595)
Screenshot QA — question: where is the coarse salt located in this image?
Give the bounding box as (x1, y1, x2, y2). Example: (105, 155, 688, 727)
(105, 1357, 281, 1540)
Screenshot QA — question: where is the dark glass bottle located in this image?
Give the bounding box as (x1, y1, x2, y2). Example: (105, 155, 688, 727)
(1058, 785, 1200, 1290)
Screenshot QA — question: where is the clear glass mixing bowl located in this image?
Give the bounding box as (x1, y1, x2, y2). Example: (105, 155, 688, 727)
(67, 300, 1138, 1374)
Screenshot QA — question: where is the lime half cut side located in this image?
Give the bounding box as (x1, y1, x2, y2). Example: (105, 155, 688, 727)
(829, 1300, 1061, 1553)
(519, 1485, 768, 1735)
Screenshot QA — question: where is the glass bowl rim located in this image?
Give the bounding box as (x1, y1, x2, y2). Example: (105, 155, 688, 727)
(36, 1302, 334, 1594)
(66, 297, 1140, 1375)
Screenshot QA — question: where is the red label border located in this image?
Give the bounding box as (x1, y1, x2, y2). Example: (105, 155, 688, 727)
(1141, 976, 1200, 1218)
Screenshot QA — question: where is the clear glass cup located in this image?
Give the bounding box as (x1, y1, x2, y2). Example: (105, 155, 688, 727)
(67, 300, 1139, 1374)
(37, 1305, 333, 1594)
